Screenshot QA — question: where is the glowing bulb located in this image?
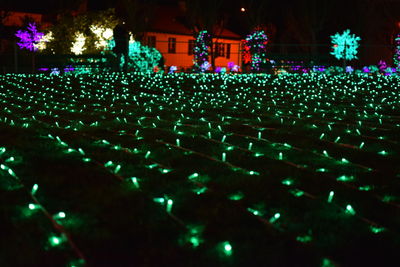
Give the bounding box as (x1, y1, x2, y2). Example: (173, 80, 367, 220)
(31, 184, 39, 195)
(328, 191, 334, 203)
(221, 241, 233, 256)
(345, 204, 356, 215)
(166, 199, 173, 213)
(269, 213, 281, 223)
(131, 177, 140, 188)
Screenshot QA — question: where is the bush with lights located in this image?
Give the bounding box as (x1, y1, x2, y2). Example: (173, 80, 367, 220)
(244, 28, 268, 72)
(193, 30, 212, 72)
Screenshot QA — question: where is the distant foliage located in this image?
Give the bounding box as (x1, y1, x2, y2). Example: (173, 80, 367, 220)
(43, 9, 119, 55)
(330, 29, 361, 61)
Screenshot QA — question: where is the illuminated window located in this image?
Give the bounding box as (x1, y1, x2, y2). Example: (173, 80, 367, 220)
(168, 37, 176, 53)
(188, 39, 195, 55)
(214, 43, 225, 57)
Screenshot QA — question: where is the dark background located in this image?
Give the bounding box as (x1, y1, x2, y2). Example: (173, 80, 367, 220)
(2, 0, 400, 65)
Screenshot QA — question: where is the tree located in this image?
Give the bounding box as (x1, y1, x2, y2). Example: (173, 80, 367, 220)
(331, 29, 361, 70)
(394, 33, 400, 70)
(184, 0, 225, 71)
(15, 22, 44, 51)
(244, 29, 268, 72)
(125, 40, 162, 72)
(193, 30, 211, 72)
(43, 9, 119, 55)
(115, 0, 156, 41)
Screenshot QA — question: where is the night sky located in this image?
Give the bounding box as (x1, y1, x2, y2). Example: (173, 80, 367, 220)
(3, 0, 400, 34)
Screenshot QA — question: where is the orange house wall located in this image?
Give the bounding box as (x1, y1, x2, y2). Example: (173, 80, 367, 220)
(145, 32, 242, 69)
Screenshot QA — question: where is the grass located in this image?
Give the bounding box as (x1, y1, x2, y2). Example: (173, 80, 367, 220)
(0, 72, 399, 266)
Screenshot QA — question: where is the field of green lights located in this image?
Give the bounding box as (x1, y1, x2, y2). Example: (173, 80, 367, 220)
(1, 72, 400, 266)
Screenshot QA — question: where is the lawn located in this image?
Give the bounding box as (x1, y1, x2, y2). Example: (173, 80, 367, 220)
(0, 72, 399, 266)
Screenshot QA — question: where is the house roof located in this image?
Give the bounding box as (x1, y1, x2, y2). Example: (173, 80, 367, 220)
(148, 6, 242, 40)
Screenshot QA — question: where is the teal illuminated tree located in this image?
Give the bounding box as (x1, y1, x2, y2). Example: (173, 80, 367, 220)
(394, 33, 400, 71)
(331, 29, 361, 71)
(125, 40, 162, 72)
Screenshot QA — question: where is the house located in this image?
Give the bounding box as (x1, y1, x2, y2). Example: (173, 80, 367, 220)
(142, 5, 242, 70)
(1, 3, 243, 71)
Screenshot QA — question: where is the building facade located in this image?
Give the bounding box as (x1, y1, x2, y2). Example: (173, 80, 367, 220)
(143, 6, 242, 71)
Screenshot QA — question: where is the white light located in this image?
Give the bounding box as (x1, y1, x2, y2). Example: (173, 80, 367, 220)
(71, 32, 86, 55)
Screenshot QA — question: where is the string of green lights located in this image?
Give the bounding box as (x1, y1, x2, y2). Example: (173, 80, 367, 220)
(1, 72, 399, 266)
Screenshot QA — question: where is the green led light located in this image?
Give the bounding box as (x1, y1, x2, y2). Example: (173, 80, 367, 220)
(327, 191, 334, 203)
(54, 212, 66, 220)
(222, 152, 226, 162)
(248, 142, 253, 150)
(229, 192, 244, 201)
(166, 199, 173, 213)
(378, 150, 388, 156)
(49, 235, 64, 247)
(370, 226, 385, 234)
(188, 173, 199, 179)
(269, 213, 281, 223)
(31, 184, 39, 195)
(296, 235, 312, 243)
(114, 165, 121, 174)
(289, 189, 304, 197)
(281, 178, 294, 186)
(104, 161, 113, 167)
(359, 142, 365, 149)
(130, 177, 140, 188)
(321, 258, 335, 267)
(28, 203, 40, 210)
(161, 168, 172, 174)
(345, 204, 356, 215)
(220, 241, 233, 256)
(337, 175, 355, 182)
(153, 197, 165, 204)
(247, 207, 262, 216)
(189, 236, 201, 248)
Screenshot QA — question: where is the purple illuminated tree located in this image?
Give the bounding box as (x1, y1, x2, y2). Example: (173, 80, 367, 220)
(15, 23, 44, 51)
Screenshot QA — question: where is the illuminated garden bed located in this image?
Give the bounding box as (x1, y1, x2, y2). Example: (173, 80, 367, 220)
(0, 73, 399, 266)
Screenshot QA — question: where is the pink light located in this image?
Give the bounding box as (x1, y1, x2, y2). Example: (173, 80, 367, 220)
(15, 23, 44, 52)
